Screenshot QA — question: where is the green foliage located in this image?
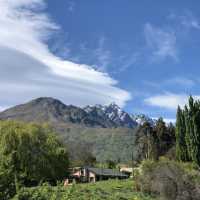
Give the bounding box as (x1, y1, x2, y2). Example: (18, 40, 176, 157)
(175, 96, 200, 166)
(0, 164, 16, 199)
(155, 118, 175, 155)
(0, 121, 69, 199)
(135, 158, 200, 200)
(68, 142, 96, 167)
(12, 180, 156, 200)
(105, 160, 117, 169)
(61, 126, 137, 163)
(134, 122, 157, 161)
(134, 120, 175, 162)
(175, 106, 188, 161)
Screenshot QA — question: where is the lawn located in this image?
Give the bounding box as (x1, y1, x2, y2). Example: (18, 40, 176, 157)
(13, 179, 156, 200)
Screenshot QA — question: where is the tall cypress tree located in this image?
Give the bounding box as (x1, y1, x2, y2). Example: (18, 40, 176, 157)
(184, 103, 193, 161)
(175, 106, 188, 161)
(176, 96, 200, 166)
(191, 99, 200, 165)
(185, 96, 198, 163)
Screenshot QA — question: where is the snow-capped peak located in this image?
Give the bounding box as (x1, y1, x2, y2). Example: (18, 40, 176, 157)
(83, 103, 156, 128)
(131, 114, 156, 126)
(84, 103, 137, 128)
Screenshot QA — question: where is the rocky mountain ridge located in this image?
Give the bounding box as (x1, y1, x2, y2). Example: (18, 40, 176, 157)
(0, 97, 154, 128)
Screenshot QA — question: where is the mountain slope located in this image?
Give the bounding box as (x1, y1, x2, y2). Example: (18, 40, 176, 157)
(0, 97, 87, 123)
(0, 97, 137, 128)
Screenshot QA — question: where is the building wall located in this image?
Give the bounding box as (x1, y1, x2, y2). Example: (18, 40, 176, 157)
(73, 170, 81, 177)
(88, 171, 96, 182)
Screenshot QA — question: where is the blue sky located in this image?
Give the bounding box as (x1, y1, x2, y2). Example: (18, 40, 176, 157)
(1, 0, 200, 121)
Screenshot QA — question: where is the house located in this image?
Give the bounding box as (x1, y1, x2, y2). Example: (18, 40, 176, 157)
(120, 167, 133, 177)
(70, 167, 129, 183)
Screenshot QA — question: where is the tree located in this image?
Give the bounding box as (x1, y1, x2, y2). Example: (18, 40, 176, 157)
(175, 106, 188, 161)
(175, 96, 200, 166)
(185, 96, 200, 164)
(154, 118, 167, 154)
(106, 160, 117, 169)
(68, 142, 96, 167)
(134, 119, 176, 162)
(0, 121, 69, 198)
(153, 118, 175, 155)
(134, 122, 159, 161)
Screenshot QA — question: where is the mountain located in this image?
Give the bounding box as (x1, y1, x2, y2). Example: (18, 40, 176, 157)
(0, 97, 86, 123)
(0, 97, 138, 128)
(131, 114, 156, 126)
(0, 97, 154, 163)
(84, 103, 137, 128)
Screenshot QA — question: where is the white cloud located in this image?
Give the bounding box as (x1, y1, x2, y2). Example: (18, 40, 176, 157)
(145, 93, 187, 110)
(144, 23, 178, 61)
(152, 117, 176, 124)
(0, 0, 131, 108)
(144, 93, 200, 110)
(163, 118, 176, 124)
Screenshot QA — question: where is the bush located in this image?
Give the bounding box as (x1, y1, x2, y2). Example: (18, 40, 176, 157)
(135, 158, 200, 200)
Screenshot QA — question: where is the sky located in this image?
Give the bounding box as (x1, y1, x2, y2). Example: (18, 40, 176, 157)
(1, 0, 200, 121)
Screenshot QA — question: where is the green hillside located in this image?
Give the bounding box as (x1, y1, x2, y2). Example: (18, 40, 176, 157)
(55, 123, 138, 163)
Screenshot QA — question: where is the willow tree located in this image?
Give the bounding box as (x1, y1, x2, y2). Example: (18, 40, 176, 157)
(0, 121, 69, 198)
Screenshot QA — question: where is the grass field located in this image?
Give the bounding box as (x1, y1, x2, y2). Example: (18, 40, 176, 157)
(13, 179, 156, 200)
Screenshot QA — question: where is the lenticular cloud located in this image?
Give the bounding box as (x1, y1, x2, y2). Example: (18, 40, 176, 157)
(0, 0, 131, 108)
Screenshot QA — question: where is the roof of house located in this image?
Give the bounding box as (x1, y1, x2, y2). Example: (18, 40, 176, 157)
(86, 167, 128, 177)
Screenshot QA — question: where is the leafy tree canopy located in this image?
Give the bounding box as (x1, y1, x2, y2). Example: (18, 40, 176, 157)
(0, 121, 69, 199)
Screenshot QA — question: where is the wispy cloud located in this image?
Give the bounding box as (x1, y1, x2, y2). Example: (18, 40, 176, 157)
(144, 92, 200, 110)
(0, 0, 131, 108)
(118, 53, 140, 72)
(145, 77, 195, 90)
(164, 77, 195, 88)
(93, 36, 112, 71)
(67, 1, 75, 12)
(77, 38, 139, 73)
(169, 11, 200, 30)
(181, 13, 200, 30)
(144, 23, 178, 62)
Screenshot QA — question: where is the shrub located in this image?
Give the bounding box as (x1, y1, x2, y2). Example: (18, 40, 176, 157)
(135, 158, 200, 200)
